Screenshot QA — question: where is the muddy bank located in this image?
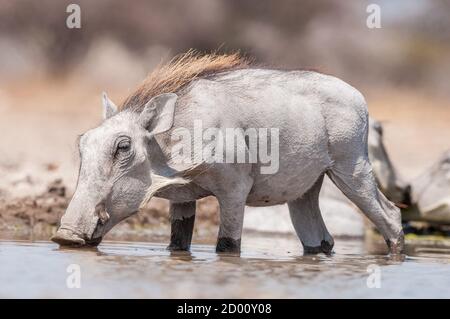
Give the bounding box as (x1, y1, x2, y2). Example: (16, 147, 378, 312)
(2, 178, 450, 243)
(0, 179, 220, 241)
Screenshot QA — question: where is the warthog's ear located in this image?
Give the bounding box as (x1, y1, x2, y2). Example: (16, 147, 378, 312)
(139, 93, 178, 135)
(102, 92, 118, 120)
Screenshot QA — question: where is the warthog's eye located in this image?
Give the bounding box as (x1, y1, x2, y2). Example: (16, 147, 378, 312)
(115, 139, 131, 156)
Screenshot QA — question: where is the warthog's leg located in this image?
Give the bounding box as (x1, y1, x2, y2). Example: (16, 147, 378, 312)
(167, 201, 196, 251)
(327, 159, 404, 254)
(193, 163, 253, 254)
(215, 198, 247, 254)
(215, 172, 253, 254)
(288, 174, 334, 255)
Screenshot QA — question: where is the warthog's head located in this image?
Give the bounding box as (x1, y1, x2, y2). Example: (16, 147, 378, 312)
(368, 118, 411, 206)
(51, 93, 178, 246)
(408, 150, 450, 223)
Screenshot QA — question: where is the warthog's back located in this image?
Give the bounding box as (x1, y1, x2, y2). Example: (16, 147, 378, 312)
(174, 69, 369, 205)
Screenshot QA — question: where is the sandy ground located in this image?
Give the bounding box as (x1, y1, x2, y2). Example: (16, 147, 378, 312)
(0, 77, 448, 239)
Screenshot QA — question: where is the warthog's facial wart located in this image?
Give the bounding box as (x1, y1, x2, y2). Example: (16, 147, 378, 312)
(52, 92, 178, 246)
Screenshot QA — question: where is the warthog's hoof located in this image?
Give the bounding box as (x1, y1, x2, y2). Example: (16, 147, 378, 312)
(303, 240, 334, 255)
(166, 244, 190, 251)
(216, 237, 241, 254)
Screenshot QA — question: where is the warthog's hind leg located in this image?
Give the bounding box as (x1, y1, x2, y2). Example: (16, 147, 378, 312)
(327, 159, 404, 254)
(288, 174, 335, 255)
(167, 201, 196, 251)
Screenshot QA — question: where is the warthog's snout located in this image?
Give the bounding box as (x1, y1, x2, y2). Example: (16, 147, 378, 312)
(51, 228, 86, 246)
(51, 227, 103, 247)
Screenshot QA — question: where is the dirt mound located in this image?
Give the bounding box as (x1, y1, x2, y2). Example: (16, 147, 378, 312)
(0, 179, 67, 234)
(0, 179, 219, 240)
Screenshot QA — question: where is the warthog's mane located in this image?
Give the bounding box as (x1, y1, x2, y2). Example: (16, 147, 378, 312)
(124, 51, 320, 206)
(127, 50, 250, 206)
(120, 50, 251, 112)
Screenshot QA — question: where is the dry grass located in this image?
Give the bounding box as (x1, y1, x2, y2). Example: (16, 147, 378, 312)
(120, 50, 250, 110)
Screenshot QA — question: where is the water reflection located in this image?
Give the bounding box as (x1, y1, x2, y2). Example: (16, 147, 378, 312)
(0, 233, 449, 298)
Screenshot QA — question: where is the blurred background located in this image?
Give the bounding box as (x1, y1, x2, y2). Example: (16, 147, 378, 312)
(0, 0, 449, 237)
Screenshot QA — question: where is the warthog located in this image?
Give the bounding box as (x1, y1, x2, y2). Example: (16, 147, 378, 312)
(244, 118, 411, 237)
(367, 118, 411, 205)
(51, 52, 404, 254)
(403, 150, 450, 224)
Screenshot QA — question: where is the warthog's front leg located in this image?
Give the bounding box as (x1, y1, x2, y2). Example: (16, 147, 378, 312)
(215, 179, 253, 254)
(216, 198, 246, 254)
(167, 201, 196, 251)
(194, 164, 253, 254)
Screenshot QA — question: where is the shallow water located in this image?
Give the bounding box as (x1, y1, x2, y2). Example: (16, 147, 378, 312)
(1, 234, 449, 298)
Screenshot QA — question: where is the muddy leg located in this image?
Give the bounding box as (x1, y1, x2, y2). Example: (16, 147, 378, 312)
(167, 201, 196, 251)
(327, 159, 404, 254)
(190, 163, 253, 254)
(215, 177, 253, 254)
(215, 197, 247, 254)
(288, 174, 334, 255)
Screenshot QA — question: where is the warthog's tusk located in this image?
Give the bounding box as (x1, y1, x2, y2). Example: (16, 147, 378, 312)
(95, 203, 110, 225)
